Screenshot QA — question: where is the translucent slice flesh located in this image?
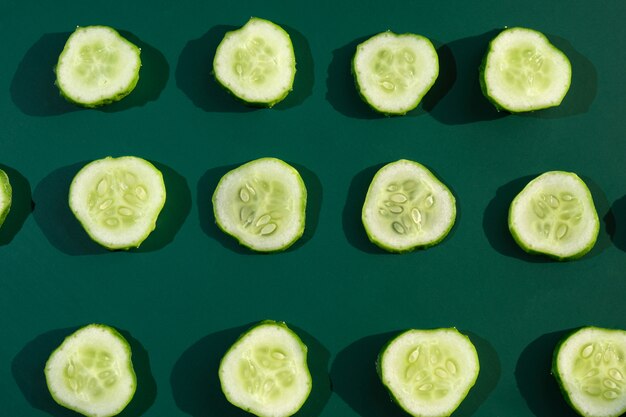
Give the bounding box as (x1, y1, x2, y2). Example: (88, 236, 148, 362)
(555, 327, 626, 417)
(379, 329, 479, 417)
(353, 32, 438, 114)
(219, 322, 312, 417)
(482, 27, 571, 112)
(69, 156, 166, 249)
(212, 158, 306, 252)
(0, 169, 11, 227)
(45, 324, 136, 417)
(213, 17, 295, 106)
(509, 171, 598, 260)
(362, 160, 455, 252)
(56, 26, 141, 107)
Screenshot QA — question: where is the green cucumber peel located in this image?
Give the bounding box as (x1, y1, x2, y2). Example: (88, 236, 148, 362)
(0, 169, 12, 228)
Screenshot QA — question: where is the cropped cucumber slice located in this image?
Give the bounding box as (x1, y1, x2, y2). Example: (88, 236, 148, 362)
(480, 27, 571, 112)
(45, 324, 136, 417)
(508, 171, 599, 260)
(362, 160, 456, 252)
(212, 157, 306, 252)
(56, 26, 141, 107)
(219, 320, 312, 417)
(213, 17, 296, 107)
(69, 156, 166, 250)
(353, 31, 439, 115)
(378, 328, 479, 417)
(0, 169, 11, 228)
(553, 327, 626, 417)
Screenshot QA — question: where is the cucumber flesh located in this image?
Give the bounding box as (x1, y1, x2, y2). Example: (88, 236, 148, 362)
(219, 321, 312, 417)
(480, 27, 571, 112)
(378, 328, 479, 417)
(508, 171, 599, 260)
(45, 324, 136, 417)
(553, 327, 626, 417)
(362, 160, 456, 252)
(212, 157, 306, 252)
(213, 17, 296, 107)
(0, 169, 11, 228)
(69, 156, 166, 250)
(353, 31, 438, 115)
(56, 26, 141, 107)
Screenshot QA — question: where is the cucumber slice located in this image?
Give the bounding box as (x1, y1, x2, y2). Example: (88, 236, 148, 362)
(69, 156, 166, 250)
(508, 171, 599, 260)
(378, 328, 479, 417)
(56, 26, 141, 107)
(352, 31, 439, 115)
(362, 160, 456, 252)
(553, 327, 626, 417)
(219, 320, 312, 417)
(212, 157, 306, 252)
(45, 324, 136, 417)
(213, 17, 296, 107)
(480, 27, 571, 112)
(0, 169, 11, 228)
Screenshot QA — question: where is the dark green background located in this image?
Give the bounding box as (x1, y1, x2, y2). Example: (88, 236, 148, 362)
(2, 1, 625, 416)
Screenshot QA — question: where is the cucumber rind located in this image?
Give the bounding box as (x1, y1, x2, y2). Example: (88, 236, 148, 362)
(219, 320, 312, 417)
(377, 328, 479, 417)
(212, 157, 307, 252)
(0, 169, 12, 228)
(362, 160, 456, 253)
(508, 171, 599, 261)
(69, 156, 166, 250)
(213, 17, 296, 107)
(44, 324, 136, 417)
(479, 27, 571, 113)
(352, 31, 439, 115)
(55, 25, 141, 108)
(553, 326, 626, 417)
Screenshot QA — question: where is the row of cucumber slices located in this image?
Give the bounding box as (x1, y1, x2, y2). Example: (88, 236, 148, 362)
(45, 322, 626, 417)
(0, 157, 601, 260)
(55, 21, 571, 113)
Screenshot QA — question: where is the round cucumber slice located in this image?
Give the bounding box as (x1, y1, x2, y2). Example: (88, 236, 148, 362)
(362, 160, 456, 252)
(352, 31, 439, 115)
(553, 327, 626, 417)
(378, 328, 479, 417)
(480, 27, 571, 112)
(213, 17, 296, 107)
(0, 169, 12, 228)
(219, 320, 312, 417)
(56, 26, 141, 108)
(508, 171, 599, 260)
(45, 324, 136, 417)
(69, 156, 166, 250)
(212, 157, 306, 252)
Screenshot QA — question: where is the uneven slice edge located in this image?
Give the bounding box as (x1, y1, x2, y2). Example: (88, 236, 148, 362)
(352, 31, 439, 115)
(377, 328, 479, 417)
(212, 157, 307, 252)
(508, 171, 599, 260)
(219, 320, 312, 417)
(69, 156, 166, 250)
(45, 324, 136, 417)
(479, 27, 571, 112)
(362, 159, 456, 252)
(553, 326, 626, 417)
(55, 25, 141, 108)
(213, 17, 296, 107)
(0, 169, 12, 227)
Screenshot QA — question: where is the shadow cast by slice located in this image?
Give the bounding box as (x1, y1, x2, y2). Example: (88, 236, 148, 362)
(0, 164, 32, 246)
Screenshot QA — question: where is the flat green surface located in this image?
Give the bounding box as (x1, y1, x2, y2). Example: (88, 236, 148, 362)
(2, 1, 626, 416)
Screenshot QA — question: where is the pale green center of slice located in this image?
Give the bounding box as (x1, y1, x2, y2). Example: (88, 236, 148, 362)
(232, 37, 277, 86)
(498, 43, 553, 97)
(87, 169, 149, 229)
(234, 178, 290, 237)
(528, 191, 583, 243)
(74, 41, 122, 88)
(376, 178, 436, 236)
(238, 345, 296, 404)
(64, 346, 119, 401)
(370, 47, 418, 95)
(571, 341, 626, 403)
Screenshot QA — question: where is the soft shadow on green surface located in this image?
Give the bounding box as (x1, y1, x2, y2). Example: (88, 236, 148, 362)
(515, 330, 579, 417)
(421, 42, 456, 114)
(273, 24, 314, 110)
(609, 195, 626, 252)
(12, 326, 156, 417)
(0, 164, 33, 246)
(290, 163, 322, 250)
